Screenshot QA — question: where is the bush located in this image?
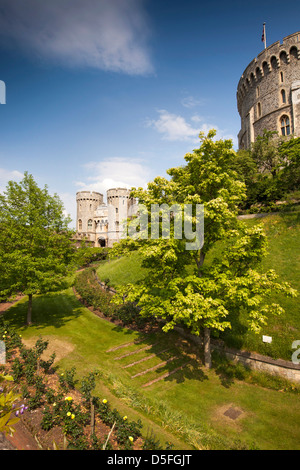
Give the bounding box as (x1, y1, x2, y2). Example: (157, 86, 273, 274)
(74, 269, 118, 317)
(74, 246, 110, 268)
(74, 269, 146, 327)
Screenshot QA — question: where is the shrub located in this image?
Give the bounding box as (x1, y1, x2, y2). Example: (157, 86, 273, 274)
(59, 367, 78, 391)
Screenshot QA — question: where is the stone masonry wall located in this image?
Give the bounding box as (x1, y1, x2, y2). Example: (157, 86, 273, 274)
(237, 32, 300, 149)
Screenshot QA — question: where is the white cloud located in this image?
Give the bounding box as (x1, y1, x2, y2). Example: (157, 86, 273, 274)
(145, 109, 200, 142)
(146, 109, 238, 146)
(181, 95, 204, 108)
(0, 0, 153, 75)
(75, 157, 152, 200)
(0, 168, 24, 193)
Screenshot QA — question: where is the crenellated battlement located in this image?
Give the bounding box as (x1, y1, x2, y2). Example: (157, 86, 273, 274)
(76, 191, 103, 202)
(237, 31, 300, 149)
(237, 32, 300, 110)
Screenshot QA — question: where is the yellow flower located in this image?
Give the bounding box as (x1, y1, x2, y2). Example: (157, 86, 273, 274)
(129, 436, 134, 442)
(71, 414, 75, 420)
(2, 335, 5, 339)
(53, 403, 56, 407)
(67, 412, 71, 417)
(123, 416, 127, 421)
(65, 396, 73, 401)
(102, 399, 107, 404)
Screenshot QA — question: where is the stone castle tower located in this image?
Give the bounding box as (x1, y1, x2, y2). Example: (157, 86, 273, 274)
(237, 31, 300, 149)
(75, 188, 137, 248)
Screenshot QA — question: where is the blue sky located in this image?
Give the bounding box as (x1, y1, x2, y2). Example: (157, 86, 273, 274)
(0, 0, 299, 227)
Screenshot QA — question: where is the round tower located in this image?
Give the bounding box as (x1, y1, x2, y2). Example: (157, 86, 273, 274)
(76, 191, 103, 234)
(237, 32, 300, 149)
(106, 188, 132, 247)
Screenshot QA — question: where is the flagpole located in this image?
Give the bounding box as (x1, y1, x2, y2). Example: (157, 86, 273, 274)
(263, 23, 267, 49)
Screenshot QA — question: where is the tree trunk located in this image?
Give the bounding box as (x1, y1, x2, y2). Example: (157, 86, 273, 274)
(27, 293, 33, 325)
(204, 327, 212, 369)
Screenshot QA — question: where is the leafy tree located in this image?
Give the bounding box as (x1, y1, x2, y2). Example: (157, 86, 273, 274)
(112, 131, 296, 368)
(73, 243, 109, 268)
(251, 129, 286, 178)
(232, 131, 300, 209)
(279, 136, 300, 194)
(0, 172, 75, 324)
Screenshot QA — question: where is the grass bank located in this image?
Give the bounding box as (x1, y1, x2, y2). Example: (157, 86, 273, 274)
(97, 211, 300, 361)
(2, 287, 300, 450)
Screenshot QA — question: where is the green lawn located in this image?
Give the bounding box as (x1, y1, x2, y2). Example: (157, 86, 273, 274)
(97, 251, 148, 287)
(3, 287, 300, 450)
(220, 211, 300, 359)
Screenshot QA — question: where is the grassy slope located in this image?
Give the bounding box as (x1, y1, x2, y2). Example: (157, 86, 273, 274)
(5, 291, 188, 450)
(220, 211, 300, 359)
(97, 251, 147, 287)
(2, 210, 299, 450)
(97, 211, 300, 360)
(4, 291, 300, 450)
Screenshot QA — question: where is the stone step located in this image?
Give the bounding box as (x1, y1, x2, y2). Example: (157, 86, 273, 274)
(122, 348, 170, 369)
(114, 343, 158, 360)
(142, 363, 189, 388)
(131, 356, 177, 379)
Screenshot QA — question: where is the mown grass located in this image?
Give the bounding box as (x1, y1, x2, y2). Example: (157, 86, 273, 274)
(97, 210, 300, 361)
(220, 210, 300, 359)
(97, 251, 147, 287)
(3, 288, 300, 450)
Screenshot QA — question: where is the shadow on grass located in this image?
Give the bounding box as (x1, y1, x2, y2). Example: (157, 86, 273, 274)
(113, 327, 211, 387)
(2, 290, 82, 331)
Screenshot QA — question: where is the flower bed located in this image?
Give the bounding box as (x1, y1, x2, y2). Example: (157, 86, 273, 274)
(0, 320, 174, 450)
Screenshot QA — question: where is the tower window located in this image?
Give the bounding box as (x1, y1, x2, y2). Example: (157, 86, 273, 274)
(256, 86, 260, 97)
(87, 219, 93, 230)
(281, 89, 286, 104)
(280, 72, 284, 83)
(257, 102, 262, 117)
(280, 116, 290, 136)
(78, 219, 82, 231)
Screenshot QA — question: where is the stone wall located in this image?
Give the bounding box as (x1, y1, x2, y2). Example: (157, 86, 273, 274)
(174, 326, 300, 384)
(237, 32, 300, 149)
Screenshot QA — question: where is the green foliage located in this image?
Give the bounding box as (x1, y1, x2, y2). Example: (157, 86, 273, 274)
(74, 268, 117, 317)
(234, 132, 300, 211)
(74, 268, 150, 328)
(94, 397, 143, 449)
(0, 374, 21, 436)
(79, 370, 98, 403)
(59, 367, 78, 391)
(0, 320, 22, 360)
(110, 130, 297, 367)
(0, 172, 75, 324)
(279, 136, 300, 193)
(73, 244, 110, 268)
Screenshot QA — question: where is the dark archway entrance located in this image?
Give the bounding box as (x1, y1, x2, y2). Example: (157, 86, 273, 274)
(98, 238, 106, 247)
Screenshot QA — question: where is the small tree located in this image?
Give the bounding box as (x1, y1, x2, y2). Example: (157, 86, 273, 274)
(0, 172, 75, 324)
(112, 131, 296, 368)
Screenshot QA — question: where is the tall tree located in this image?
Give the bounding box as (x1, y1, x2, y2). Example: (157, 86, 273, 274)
(112, 131, 296, 368)
(0, 172, 74, 324)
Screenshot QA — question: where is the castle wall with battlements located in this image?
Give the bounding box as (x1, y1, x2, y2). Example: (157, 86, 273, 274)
(75, 188, 137, 248)
(237, 32, 300, 149)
